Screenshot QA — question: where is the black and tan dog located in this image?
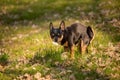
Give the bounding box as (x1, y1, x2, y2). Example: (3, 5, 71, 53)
(49, 21, 94, 59)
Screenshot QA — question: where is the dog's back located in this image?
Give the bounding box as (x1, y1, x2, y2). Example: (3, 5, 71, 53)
(66, 23, 94, 46)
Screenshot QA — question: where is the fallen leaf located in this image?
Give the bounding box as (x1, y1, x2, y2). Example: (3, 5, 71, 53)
(69, 74, 76, 80)
(34, 72, 41, 80)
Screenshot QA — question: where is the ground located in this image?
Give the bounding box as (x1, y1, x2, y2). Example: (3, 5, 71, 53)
(0, 0, 120, 80)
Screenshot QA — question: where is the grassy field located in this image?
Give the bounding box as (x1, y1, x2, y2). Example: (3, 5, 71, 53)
(0, 0, 120, 80)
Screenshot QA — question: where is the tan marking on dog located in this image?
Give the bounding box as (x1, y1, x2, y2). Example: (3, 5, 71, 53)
(64, 46, 69, 52)
(81, 45, 87, 54)
(79, 39, 87, 54)
(70, 46, 75, 59)
(63, 41, 69, 52)
(58, 35, 63, 42)
(63, 41, 68, 47)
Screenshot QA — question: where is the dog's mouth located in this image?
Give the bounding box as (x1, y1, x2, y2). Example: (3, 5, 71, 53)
(52, 35, 63, 46)
(52, 41, 59, 45)
(52, 40, 61, 45)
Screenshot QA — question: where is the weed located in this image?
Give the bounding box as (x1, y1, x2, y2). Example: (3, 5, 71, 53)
(0, 53, 9, 66)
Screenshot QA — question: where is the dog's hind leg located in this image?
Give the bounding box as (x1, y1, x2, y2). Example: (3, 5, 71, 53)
(79, 39, 88, 54)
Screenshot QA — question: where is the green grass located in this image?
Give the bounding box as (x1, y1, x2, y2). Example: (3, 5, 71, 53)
(0, 53, 9, 66)
(0, 0, 120, 80)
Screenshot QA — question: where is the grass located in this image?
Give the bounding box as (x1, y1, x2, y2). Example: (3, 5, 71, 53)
(0, 53, 9, 66)
(0, 0, 120, 80)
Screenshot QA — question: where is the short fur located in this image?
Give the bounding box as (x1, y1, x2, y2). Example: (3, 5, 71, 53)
(49, 21, 94, 59)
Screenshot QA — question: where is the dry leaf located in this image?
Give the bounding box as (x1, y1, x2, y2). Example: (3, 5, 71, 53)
(69, 74, 76, 80)
(34, 72, 41, 80)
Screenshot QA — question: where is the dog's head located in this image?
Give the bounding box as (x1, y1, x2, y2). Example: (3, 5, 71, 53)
(49, 21, 65, 44)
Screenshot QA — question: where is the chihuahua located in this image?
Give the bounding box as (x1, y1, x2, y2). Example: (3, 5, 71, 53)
(49, 21, 94, 59)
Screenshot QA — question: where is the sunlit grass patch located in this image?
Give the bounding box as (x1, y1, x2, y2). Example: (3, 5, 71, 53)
(93, 29, 110, 48)
(0, 72, 12, 80)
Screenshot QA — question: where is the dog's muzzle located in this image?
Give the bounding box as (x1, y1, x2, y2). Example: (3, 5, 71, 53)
(54, 37, 58, 42)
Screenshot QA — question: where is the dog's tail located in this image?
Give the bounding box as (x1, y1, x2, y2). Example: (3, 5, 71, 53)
(87, 26, 94, 42)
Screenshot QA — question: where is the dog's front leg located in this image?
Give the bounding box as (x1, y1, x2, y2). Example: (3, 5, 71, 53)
(64, 46, 69, 52)
(63, 41, 69, 52)
(68, 36, 75, 59)
(70, 45, 74, 59)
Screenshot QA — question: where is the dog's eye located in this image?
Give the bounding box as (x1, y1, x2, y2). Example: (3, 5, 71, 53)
(52, 34, 54, 36)
(58, 33, 60, 36)
(51, 34, 55, 37)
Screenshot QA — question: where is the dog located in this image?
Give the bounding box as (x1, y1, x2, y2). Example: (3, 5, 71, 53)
(49, 21, 94, 59)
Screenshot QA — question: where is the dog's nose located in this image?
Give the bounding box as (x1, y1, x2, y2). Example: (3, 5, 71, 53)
(54, 37, 58, 42)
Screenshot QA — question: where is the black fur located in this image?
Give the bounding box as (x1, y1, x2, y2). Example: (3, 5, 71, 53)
(49, 21, 94, 59)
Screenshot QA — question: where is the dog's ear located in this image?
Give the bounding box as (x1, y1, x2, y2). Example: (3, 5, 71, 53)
(49, 22, 54, 30)
(59, 20, 65, 30)
(87, 26, 94, 40)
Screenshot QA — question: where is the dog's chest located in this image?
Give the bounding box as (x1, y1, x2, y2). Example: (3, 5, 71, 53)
(63, 41, 68, 47)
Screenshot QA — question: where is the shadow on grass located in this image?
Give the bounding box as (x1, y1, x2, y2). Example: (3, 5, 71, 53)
(2, 65, 110, 80)
(74, 69, 110, 80)
(27, 49, 110, 80)
(29, 48, 63, 67)
(0, 47, 110, 79)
